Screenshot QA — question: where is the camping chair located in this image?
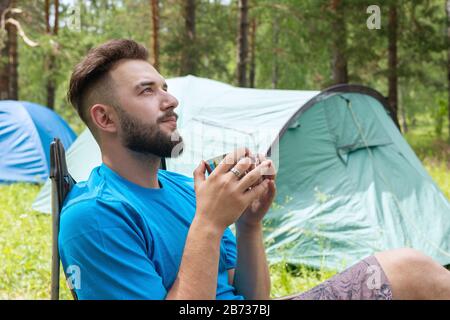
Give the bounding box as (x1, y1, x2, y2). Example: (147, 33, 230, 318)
(50, 138, 78, 300)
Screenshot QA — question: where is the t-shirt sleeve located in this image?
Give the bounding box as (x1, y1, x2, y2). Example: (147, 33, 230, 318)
(59, 199, 167, 299)
(222, 227, 238, 270)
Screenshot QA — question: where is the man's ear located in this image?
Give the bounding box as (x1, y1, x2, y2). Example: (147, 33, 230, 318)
(90, 103, 118, 134)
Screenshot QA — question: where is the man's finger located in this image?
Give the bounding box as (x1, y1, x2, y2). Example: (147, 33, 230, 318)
(193, 160, 206, 190)
(243, 179, 270, 203)
(258, 154, 276, 180)
(238, 160, 272, 191)
(214, 147, 250, 175)
(227, 157, 253, 180)
(267, 179, 276, 200)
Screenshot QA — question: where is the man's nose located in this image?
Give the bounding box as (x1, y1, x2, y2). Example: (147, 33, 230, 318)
(161, 91, 179, 110)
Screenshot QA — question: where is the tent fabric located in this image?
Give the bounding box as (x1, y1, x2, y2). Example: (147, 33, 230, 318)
(0, 101, 76, 183)
(164, 76, 320, 175)
(31, 76, 450, 271)
(264, 92, 450, 269)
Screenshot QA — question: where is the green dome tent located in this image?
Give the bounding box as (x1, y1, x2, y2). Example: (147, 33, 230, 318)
(32, 75, 450, 271)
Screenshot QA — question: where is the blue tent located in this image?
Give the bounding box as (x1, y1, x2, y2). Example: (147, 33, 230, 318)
(0, 100, 76, 183)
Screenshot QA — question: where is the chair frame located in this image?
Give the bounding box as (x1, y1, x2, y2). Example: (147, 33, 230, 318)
(49, 138, 77, 300)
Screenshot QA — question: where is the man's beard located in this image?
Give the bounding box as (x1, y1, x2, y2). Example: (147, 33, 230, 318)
(117, 107, 184, 158)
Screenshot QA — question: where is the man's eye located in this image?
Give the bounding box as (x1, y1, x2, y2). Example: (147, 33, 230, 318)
(143, 88, 153, 93)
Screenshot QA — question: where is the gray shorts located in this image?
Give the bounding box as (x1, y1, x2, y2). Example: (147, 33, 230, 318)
(286, 255, 393, 300)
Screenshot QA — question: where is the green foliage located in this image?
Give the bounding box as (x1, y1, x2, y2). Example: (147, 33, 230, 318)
(405, 120, 450, 199)
(269, 262, 336, 298)
(161, 0, 237, 81)
(433, 98, 448, 137)
(7, 0, 448, 139)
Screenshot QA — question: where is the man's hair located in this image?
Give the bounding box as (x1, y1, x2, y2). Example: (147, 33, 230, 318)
(68, 39, 149, 125)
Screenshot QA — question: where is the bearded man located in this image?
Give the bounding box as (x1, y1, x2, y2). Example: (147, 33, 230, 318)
(60, 39, 450, 300)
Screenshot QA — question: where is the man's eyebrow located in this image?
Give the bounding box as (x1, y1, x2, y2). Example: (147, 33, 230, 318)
(135, 81, 168, 90)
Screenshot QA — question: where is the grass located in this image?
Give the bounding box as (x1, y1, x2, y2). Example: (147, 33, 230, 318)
(269, 263, 336, 299)
(0, 128, 448, 300)
(404, 127, 450, 199)
(0, 184, 71, 299)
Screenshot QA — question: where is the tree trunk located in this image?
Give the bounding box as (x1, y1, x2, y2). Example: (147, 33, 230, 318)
(53, 0, 59, 35)
(271, 16, 279, 89)
(151, 0, 160, 70)
(45, 0, 50, 33)
(45, 0, 59, 109)
(330, 0, 348, 84)
(447, 0, 450, 141)
(46, 58, 56, 109)
(0, 47, 8, 99)
(249, 18, 256, 88)
(0, 0, 15, 100)
(180, 0, 196, 75)
(237, 0, 249, 87)
(388, 4, 401, 130)
(7, 2, 17, 100)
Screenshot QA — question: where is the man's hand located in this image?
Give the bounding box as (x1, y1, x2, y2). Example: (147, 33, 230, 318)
(193, 148, 272, 232)
(168, 148, 272, 300)
(236, 154, 277, 230)
(232, 154, 275, 300)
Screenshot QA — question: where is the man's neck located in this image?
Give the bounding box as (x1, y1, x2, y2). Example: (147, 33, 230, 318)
(102, 144, 162, 189)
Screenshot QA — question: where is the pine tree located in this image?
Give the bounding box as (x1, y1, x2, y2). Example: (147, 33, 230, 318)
(151, 0, 160, 70)
(388, 3, 401, 130)
(180, 0, 196, 75)
(237, 0, 249, 87)
(330, 0, 348, 84)
(45, 0, 59, 109)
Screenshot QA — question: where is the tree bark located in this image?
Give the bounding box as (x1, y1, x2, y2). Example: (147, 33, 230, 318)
(45, 0, 50, 33)
(271, 16, 279, 89)
(46, 58, 55, 109)
(447, 0, 450, 141)
(53, 0, 59, 35)
(249, 18, 256, 88)
(237, 0, 249, 87)
(45, 0, 59, 109)
(330, 0, 348, 84)
(180, 0, 196, 75)
(151, 0, 160, 70)
(0, 0, 10, 99)
(7, 0, 17, 100)
(388, 4, 401, 130)
(0, 0, 19, 100)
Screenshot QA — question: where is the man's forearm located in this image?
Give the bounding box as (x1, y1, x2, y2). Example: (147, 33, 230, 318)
(233, 223, 271, 299)
(166, 216, 223, 300)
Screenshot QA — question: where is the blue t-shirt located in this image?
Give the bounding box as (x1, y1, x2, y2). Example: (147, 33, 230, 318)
(59, 163, 244, 300)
